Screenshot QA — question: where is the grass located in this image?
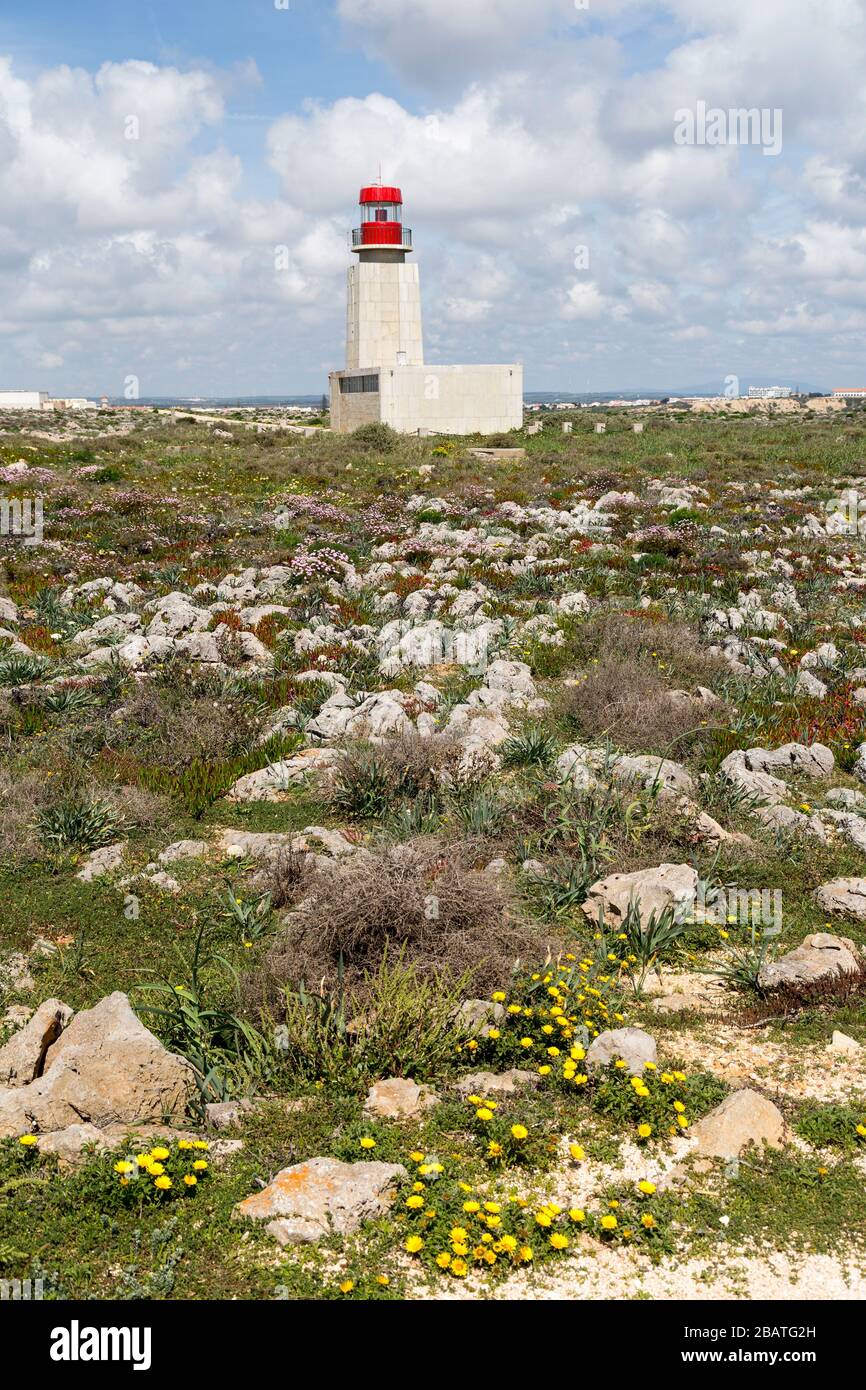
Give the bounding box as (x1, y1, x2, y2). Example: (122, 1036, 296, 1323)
(4, 403, 866, 1298)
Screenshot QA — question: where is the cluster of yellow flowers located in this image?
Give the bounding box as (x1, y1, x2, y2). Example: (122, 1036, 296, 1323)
(458, 959, 625, 1063)
(112, 1140, 210, 1192)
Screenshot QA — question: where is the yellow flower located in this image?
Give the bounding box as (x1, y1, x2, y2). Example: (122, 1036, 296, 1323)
(150, 1146, 170, 1161)
(519, 1037, 534, 1048)
(549, 1233, 569, 1250)
(178, 1139, 193, 1150)
(449, 1226, 468, 1242)
(638, 1180, 656, 1195)
(638, 1124, 652, 1139)
(135, 1154, 152, 1168)
(154, 1175, 172, 1190)
(517, 1246, 534, 1263)
(405, 1236, 424, 1254)
(192, 1159, 208, 1171)
(676, 1115, 689, 1130)
(488, 1028, 501, 1039)
(487, 1141, 503, 1158)
(569, 1208, 585, 1222)
(183, 1174, 198, 1187)
(359, 1136, 376, 1149)
(476, 1107, 494, 1121)
(510, 1124, 528, 1140)
(339, 1280, 354, 1294)
(600, 1214, 618, 1231)
(673, 1100, 686, 1113)
(857, 1124, 866, 1138)
(113, 1160, 133, 1174)
(18, 1135, 38, 1147)
(406, 1195, 424, 1209)
(500, 1235, 517, 1252)
(569, 1143, 585, 1161)
(535, 1211, 552, 1227)
(376, 1275, 390, 1286)
(450, 1259, 468, 1277)
(436, 1252, 452, 1268)
(641, 1213, 655, 1229)
(491, 991, 506, 1002)
(148, 1162, 165, 1176)
(409, 1150, 425, 1162)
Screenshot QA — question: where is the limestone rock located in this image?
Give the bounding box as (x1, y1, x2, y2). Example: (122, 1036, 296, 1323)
(0, 998, 73, 1086)
(455, 998, 505, 1038)
(759, 931, 862, 988)
(455, 1070, 540, 1099)
(225, 749, 339, 802)
(0, 992, 195, 1137)
(362, 1077, 440, 1120)
(585, 1027, 657, 1076)
(829, 1030, 861, 1055)
(234, 1156, 407, 1244)
(76, 842, 126, 882)
(689, 1089, 786, 1159)
(581, 863, 698, 931)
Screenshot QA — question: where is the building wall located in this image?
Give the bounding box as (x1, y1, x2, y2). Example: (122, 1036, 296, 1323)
(330, 364, 523, 435)
(0, 392, 48, 409)
(328, 372, 382, 432)
(346, 262, 424, 370)
(381, 364, 523, 435)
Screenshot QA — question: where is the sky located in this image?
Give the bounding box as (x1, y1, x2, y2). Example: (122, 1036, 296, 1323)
(0, 0, 865, 396)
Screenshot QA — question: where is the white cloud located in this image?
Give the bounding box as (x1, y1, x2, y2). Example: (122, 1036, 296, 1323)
(1, 1, 866, 392)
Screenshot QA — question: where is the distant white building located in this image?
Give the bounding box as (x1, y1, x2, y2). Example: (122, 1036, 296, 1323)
(748, 386, 793, 399)
(51, 398, 98, 410)
(329, 182, 522, 436)
(832, 387, 866, 399)
(0, 391, 49, 410)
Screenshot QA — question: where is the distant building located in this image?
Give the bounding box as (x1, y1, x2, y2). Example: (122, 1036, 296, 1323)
(748, 386, 793, 399)
(0, 391, 49, 409)
(329, 182, 522, 435)
(832, 388, 866, 399)
(51, 398, 97, 410)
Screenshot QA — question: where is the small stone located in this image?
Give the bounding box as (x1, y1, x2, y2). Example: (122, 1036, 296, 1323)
(829, 1030, 861, 1055)
(205, 1099, 253, 1130)
(455, 1070, 540, 1099)
(585, 1027, 657, 1076)
(362, 1077, 440, 1119)
(455, 998, 505, 1038)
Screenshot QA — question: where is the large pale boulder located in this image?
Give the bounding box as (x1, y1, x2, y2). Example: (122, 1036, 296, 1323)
(815, 879, 866, 920)
(225, 749, 339, 802)
(455, 1070, 540, 1099)
(581, 863, 698, 930)
(689, 1089, 786, 1159)
(0, 998, 73, 1086)
(759, 932, 862, 989)
(0, 992, 194, 1137)
(234, 1157, 407, 1245)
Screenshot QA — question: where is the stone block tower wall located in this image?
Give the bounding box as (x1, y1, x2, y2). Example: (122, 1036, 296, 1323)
(346, 260, 423, 370)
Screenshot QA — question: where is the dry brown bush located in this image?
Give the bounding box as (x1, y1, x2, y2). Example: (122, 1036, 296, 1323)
(245, 837, 551, 1012)
(575, 611, 726, 687)
(557, 655, 725, 755)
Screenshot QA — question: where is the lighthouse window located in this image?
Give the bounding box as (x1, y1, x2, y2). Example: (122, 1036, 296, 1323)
(340, 374, 379, 394)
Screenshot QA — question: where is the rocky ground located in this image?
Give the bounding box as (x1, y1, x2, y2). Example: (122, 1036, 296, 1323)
(0, 404, 865, 1301)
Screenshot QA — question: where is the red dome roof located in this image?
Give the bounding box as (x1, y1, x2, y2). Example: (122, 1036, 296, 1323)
(359, 185, 402, 204)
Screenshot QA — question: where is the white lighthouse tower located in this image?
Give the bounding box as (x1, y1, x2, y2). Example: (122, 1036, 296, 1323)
(330, 180, 522, 436)
(346, 183, 423, 371)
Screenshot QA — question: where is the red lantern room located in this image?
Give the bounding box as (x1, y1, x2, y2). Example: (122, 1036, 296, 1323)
(351, 183, 413, 258)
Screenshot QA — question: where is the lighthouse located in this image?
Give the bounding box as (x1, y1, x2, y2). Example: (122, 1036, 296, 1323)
(330, 181, 522, 436)
(346, 184, 423, 371)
